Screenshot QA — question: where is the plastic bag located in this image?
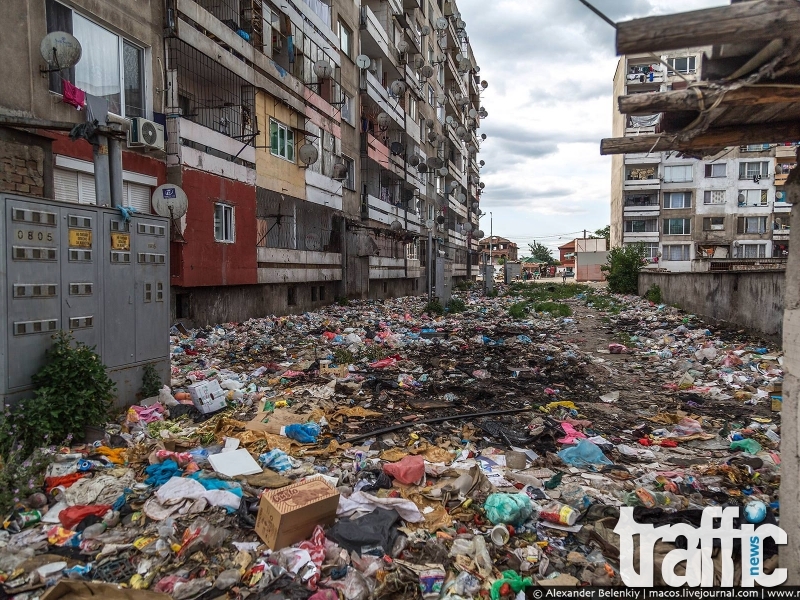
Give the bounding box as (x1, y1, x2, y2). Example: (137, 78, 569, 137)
(731, 438, 762, 454)
(557, 439, 613, 467)
(383, 455, 424, 485)
(284, 422, 321, 444)
(473, 535, 492, 578)
(671, 417, 703, 437)
(484, 493, 534, 526)
(490, 571, 533, 600)
(259, 449, 293, 472)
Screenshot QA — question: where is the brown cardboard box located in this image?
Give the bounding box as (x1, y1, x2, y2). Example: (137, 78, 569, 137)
(255, 477, 340, 550)
(42, 582, 171, 600)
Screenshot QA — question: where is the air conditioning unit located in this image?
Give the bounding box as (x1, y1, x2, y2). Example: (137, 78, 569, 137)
(128, 118, 165, 151)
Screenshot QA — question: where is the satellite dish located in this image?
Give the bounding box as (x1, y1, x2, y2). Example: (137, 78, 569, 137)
(469, 108, 478, 118)
(390, 220, 403, 231)
(472, 201, 479, 210)
(474, 65, 481, 73)
(456, 126, 467, 138)
(421, 25, 431, 35)
(332, 161, 348, 180)
(458, 193, 467, 202)
(467, 144, 477, 154)
(446, 116, 455, 125)
(420, 64, 434, 79)
(475, 229, 485, 239)
(390, 80, 407, 96)
(435, 17, 449, 30)
(438, 167, 448, 176)
(425, 118, 435, 129)
(436, 54, 445, 64)
(436, 92, 446, 104)
(479, 182, 486, 189)
(390, 141, 404, 155)
(448, 181, 459, 192)
(397, 40, 410, 54)
(413, 55, 425, 69)
(298, 144, 319, 165)
(152, 184, 188, 219)
(454, 92, 464, 104)
(418, 163, 428, 173)
(427, 131, 439, 143)
(455, 53, 464, 62)
(40, 31, 82, 70)
(738, 193, 746, 203)
(463, 222, 473, 232)
(408, 154, 421, 167)
(479, 108, 488, 118)
(377, 112, 392, 130)
(481, 80, 488, 89)
(356, 55, 371, 69)
(436, 215, 446, 225)
(426, 219, 435, 229)
(313, 60, 333, 79)
(777, 191, 785, 200)
(438, 37, 448, 50)
(428, 157, 443, 168)
(479, 160, 485, 166)
(481, 134, 487, 140)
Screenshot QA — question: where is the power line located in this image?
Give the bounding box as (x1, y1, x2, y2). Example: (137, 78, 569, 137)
(575, 0, 617, 29)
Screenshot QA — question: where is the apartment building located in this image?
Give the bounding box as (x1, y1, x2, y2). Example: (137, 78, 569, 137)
(610, 50, 793, 271)
(1, 0, 487, 325)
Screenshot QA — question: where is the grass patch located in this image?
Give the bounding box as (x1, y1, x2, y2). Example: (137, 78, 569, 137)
(424, 300, 444, 315)
(644, 284, 662, 304)
(508, 302, 529, 319)
(447, 298, 467, 313)
(336, 296, 350, 306)
(584, 291, 622, 314)
(534, 302, 572, 317)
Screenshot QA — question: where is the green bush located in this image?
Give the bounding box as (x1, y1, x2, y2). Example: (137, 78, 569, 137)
(0, 331, 115, 457)
(602, 243, 646, 294)
(447, 298, 466, 313)
(645, 284, 663, 304)
(0, 443, 53, 515)
(508, 302, 529, 319)
(336, 296, 350, 306)
(424, 300, 444, 315)
(140, 363, 162, 399)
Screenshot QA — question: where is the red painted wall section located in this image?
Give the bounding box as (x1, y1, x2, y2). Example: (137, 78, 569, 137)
(173, 167, 257, 288)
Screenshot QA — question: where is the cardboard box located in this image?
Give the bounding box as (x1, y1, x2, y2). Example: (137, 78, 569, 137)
(319, 360, 350, 379)
(255, 477, 340, 550)
(42, 581, 171, 600)
(188, 379, 226, 414)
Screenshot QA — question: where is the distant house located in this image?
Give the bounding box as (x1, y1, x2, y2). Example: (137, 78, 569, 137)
(560, 238, 608, 281)
(479, 236, 519, 262)
(558, 240, 576, 270)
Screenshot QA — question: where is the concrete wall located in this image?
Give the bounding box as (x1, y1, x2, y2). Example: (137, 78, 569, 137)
(638, 270, 785, 339)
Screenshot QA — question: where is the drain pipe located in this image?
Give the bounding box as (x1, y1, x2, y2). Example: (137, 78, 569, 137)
(108, 136, 124, 208)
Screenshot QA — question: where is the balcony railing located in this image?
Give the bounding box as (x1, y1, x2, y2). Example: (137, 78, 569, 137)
(709, 258, 786, 272)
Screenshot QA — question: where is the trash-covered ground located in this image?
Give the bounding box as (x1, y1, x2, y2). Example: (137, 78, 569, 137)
(0, 283, 783, 597)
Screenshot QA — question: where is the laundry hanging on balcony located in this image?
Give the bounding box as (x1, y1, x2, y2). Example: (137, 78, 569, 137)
(629, 114, 661, 128)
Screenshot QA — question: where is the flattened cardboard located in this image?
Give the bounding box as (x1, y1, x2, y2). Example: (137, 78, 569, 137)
(42, 581, 171, 600)
(255, 477, 340, 550)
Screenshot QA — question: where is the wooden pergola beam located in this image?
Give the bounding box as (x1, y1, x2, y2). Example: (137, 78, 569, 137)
(600, 120, 800, 155)
(618, 85, 800, 116)
(616, 0, 800, 55)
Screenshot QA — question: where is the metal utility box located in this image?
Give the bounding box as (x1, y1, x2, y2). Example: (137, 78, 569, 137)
(504, 262, 522, 283)
(482, 264, 494, 294)
(434, 256, 452, 304)
(0, 194, 170, 408)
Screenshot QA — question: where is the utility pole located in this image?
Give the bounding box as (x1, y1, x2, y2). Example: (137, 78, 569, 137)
(490, 211, 493, 266)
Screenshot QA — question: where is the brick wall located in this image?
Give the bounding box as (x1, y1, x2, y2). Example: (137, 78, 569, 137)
(0, 140, 45, 196)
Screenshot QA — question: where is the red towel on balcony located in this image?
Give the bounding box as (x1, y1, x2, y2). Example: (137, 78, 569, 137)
(62, 80, 85, 110)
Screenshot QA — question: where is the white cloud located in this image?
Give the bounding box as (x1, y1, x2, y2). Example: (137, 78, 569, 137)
(459, 0, 729, 255)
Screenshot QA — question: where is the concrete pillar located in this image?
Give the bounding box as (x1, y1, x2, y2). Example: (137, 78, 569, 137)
(780, 199, 800, 584)
(92, 135, 111, 206)
(108, 137, 124, 208)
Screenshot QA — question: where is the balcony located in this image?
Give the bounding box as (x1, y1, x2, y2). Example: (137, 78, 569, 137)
(624, 165, 660, 189)
(774, 161, 796, 184)
(360, 6, 396, 67)
(364, 194, 421, 231)
(776, 144, 798, 159)
(709, 258, 786, 272)
(623, 194, 659, 213)
(625, 115, 661, 137)
(626, 63, 665, 86)
(365, 71, 404, 127)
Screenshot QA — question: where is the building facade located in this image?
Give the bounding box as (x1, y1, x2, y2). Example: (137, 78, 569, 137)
(1, 0, 488, 325)
(478, 236, 517, 263)
(610, 50, 792, 271)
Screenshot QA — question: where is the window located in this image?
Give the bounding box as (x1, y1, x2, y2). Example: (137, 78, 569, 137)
(663, 244, 690, 261)
(342, 155, 355, 190)
(740, 244, 766, 258)
(428, 84, 435, 105)
(663, 192, 691, 209)
(742, 144, 771, 152)
(406, 240, 419, 260)
(663, 165, 693, 183)
(436, 176, 444, 196)
(626, 166, 657, 181)
(738, 216, 768, 234)
(214, 204, 234, 243)
(664, 218, 691, 235)
(738, 189, 768, 206)
(705, 163, 726, 178)
(46, 0, 145, 118)
(627, 242, 659, 260)
(341, 93, 355, 126)
(53, 166, 151, 212)
(437, 103, 445, 123)
(287, 286, 297, 306)
(703, 217, 725, 231)
(270, 119, 295, 161)
(407, 95, 418, 122)
(624, 219, 658, 233)
(338, 20, 352, 57)
(302, 0, 331, 27)
(738, 161, 769, 179)
(667, 56, 696, 74)
(704, 190, 726, 205)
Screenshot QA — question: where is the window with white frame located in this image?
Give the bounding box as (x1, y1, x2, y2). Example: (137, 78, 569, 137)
(667, 56, 696, 74)
(338, 20, 352, 58)
(742, 144, 771, 152)
(270, 119, 295, 162)
(46, 0, 146, 118)
(638, 242, 659, 260)
(738, 216, 768, 234)
(437, 103, 445, 123)
(53, 165, 152, 211)
(739, 189, 768, 206)
(663, 165, 693, 183)
(663, 192, 691, 209)
(624, 219, 658, 233)
(214, 204, 234, 243)
(740, 243, 766, 258)
(738, 161, 769, 179)
(704, 163, 726, 178)
(341, 93, 355, 126)
(407, 95, 418, 122)
(435, 176, 444, 196)
(704, 190, 726, 204)
(664, 218, 691, 235)
(428, 84, 435, 105)
(702, 216, 725, 231)
(406, 239, 419, 260)
(663, 244, 690, 261)
(437, 66, 445, 87)
(342, 155, 355, 191)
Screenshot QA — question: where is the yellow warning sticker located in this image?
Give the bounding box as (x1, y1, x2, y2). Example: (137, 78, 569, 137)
(110, 232, 130, 251)
(68, 229, 92, 248)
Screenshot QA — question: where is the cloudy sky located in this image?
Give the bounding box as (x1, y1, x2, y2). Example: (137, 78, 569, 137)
(457, 0, 728, 256)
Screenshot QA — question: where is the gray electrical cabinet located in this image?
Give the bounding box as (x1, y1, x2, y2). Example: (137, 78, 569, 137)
(0, 193, 170, 408)
(505, 262, 522, 283)
(434, 256, 452, 304)
(482, 264, 494, 294)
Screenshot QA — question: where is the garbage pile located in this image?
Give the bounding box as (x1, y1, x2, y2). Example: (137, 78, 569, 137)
(0, 286, 783, 598)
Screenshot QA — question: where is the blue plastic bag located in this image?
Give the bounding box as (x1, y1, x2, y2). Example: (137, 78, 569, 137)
(484, 493, 534, 526)
(284, 422, 321, 444)
(259, 449, 292, 472)
(557, 439, 613, 468)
